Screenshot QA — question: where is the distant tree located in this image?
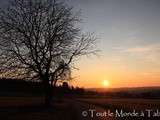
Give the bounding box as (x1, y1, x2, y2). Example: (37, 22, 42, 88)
(62, 82, 69, 88)
(0, 0, 97, 106)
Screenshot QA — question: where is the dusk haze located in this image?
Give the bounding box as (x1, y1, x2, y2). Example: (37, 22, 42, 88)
(0, 1, 160, 120)
(69, 0, 160, 88)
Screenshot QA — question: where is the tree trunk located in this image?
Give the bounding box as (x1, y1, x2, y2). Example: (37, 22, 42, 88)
(43, 78, 52, 107)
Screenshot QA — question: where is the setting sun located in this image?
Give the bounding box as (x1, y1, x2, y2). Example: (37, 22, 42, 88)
(102, 80, 110, 87)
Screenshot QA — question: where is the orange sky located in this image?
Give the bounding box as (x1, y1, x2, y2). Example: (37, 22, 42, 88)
(68, 0, 160, 88)
(1, 0, 160, 88)
(70, 56, 160, 88)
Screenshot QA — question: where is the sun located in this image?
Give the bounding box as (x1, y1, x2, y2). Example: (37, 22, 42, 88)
(102, 80, 110, 87)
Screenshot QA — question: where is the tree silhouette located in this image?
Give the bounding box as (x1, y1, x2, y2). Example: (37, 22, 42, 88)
(0, 0, 97, 106)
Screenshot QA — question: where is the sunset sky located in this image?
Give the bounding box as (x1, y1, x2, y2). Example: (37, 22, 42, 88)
(68, 0, 160, 88)
(1, 0, 160, 88)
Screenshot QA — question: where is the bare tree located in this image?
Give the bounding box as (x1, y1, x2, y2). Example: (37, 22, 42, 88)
(0, 0, 97, 106)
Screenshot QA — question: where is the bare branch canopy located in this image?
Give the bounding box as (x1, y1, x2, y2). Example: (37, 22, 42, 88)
(0, 0, 97, 105)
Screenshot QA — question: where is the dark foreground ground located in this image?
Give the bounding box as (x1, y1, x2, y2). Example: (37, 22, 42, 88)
(0, 97, 160, 120)
(0, 97, 78, 120)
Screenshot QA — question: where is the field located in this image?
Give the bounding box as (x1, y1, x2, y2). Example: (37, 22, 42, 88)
(77, 97, 160, 120)
(1, 88, 160, 120)
(1, 96, 160, 120)
(0, 97, 77, 120)
(78, 98, 160, 110)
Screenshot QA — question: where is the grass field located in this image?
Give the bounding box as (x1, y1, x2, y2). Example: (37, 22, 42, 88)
(78, 98, 160, 110)
(1, 96, 160, 120)
(77, 98, 160, 120)
(0, 97, 77, 120)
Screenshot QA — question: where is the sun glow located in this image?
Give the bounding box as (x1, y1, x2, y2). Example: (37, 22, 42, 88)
(102, 80, 110, 87)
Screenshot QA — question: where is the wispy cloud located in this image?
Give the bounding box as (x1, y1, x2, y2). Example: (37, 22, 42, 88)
(114, 43, 160, 53)
(123, 46, 153, 53)
(112, 43, 160, 64)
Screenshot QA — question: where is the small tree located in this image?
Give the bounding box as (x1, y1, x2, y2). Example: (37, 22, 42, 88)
(0, 0, 97, 106)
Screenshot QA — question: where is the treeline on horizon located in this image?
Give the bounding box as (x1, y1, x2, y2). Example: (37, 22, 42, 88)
(0, 78, 85, 97)
(0, 78, 160, 99)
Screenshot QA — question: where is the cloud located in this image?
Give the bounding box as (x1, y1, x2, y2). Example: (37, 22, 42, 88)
(112, 43, 160, 64)
(123, 46, 153, 53)
(118, 43, 160, 53)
